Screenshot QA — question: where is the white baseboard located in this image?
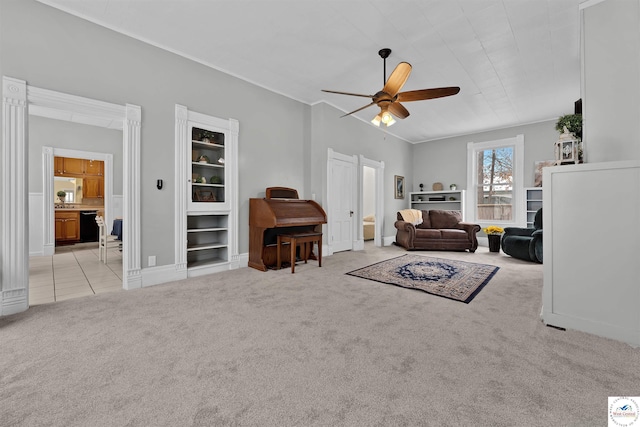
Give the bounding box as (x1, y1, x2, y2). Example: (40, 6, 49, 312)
(141, 264, 187, 287)
(141, 253, 249, 286)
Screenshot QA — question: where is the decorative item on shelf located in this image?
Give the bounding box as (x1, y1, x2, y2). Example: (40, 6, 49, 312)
(419, 183, 424, 191)
(483, 225, 504, 253)
(449, 184, 457, 190)
(200, 130, 218, 144)
(198, 155, 209, 164)
(217, 157, 225, 164)
(554, 126, 580, 165)
(56, 190, 66, 205)
(449, 197, 456, 201)
(432, 182, 443, 191)
(199, 176, 207, 184)
(210, 176, 222, 184)
(555, 113, 583, 163)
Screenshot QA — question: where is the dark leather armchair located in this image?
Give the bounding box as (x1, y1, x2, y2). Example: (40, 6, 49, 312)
(501, 208, 543, 263)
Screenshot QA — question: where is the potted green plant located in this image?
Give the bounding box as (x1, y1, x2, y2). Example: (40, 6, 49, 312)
(56, 190, 67, 204)
(555, 114, 582, 139)
(555, 114, 583, 161)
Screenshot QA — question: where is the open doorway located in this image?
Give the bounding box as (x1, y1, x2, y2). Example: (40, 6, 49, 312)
(1, 77, 141, 316)
(29, 122, 123, 304)
(362, 165, 376, 245)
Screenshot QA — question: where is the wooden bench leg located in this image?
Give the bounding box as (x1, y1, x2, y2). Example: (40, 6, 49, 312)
(277, 235, 282, 270)
(290, 237, 296, 273)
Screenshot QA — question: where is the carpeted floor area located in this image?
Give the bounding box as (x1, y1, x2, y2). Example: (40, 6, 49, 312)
(1, 244, 638, 426)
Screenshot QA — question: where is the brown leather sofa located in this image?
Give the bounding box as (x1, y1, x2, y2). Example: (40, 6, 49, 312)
(394, 209, 481, 252)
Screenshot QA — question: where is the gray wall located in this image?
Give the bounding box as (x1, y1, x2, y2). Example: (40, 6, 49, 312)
(583, 0, 640, 162)
(29, 116, 123, 194)
(1, 0, 310, 265)
(412, 120, 560, 192)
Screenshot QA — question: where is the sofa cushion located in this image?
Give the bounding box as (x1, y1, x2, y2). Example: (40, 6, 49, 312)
(429, 210, 461, 229)
(441, 229, 469, 240)
(415, 229, 441, 239)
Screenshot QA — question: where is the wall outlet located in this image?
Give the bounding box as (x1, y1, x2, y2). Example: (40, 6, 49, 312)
(148, 255, 156, 267)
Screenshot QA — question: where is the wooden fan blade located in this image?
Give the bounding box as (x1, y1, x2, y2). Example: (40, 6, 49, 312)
(396, 86, 460, 102)
(322, 89, 374, 98)
(340, 101, 376, 118)
(382, 62, 412, 97)
(388, 102, 410, 119)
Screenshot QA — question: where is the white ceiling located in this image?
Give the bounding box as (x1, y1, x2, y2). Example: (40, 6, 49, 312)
(37, 0, 583, 143)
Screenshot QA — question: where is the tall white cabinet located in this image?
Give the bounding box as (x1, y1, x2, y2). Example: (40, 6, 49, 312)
(175, 105, 239, 277)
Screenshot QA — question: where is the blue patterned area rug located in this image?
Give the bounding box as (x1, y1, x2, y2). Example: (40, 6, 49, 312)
(347, 254, 499, 304)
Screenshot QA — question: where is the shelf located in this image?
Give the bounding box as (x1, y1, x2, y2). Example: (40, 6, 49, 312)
(192, 183, 224, 188)
(192, 162, 224, 169)
(187, 242, 228, 252)
(183, 117, 236, 272)
(192, 140, 224, 149)
(409, 190, 466, 220)
(187, 257, 228, 269)
(187, 227, 227, 233)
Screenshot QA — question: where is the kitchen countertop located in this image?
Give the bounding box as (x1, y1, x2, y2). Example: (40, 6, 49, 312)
(54, 205, 104, 211)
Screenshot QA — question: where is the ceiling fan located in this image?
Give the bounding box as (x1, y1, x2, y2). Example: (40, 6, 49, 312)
(322, 48, 460, 127)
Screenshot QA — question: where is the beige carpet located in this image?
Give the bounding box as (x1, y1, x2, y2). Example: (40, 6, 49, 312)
(1, 244, 638, 426)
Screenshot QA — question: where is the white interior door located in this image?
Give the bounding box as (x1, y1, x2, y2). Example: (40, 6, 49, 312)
(328, 150, 356, 253)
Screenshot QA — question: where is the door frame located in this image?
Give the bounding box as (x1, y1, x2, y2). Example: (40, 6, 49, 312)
(1, 76, 141, 316)
(326, 148, 358, 255)
(356, 155, 384, 249)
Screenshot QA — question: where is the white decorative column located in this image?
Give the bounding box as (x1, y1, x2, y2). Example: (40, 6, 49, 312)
(123, 104, 142, 290)
(174, 105, 188, 274)
(228, 118, 240, 267)
(42, 147, 55, 256)
(1, 77, 29, 315)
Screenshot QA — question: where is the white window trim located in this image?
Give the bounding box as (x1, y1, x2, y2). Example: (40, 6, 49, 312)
(466, 134, 525, 228)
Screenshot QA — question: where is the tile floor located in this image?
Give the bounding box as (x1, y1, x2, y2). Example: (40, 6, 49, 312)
(29, 242, 123, 305)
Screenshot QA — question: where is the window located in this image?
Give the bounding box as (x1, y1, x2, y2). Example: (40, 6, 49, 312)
(466, 135, 524, 226)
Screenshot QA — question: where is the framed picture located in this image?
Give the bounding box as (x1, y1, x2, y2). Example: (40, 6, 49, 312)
(394, 175, 405, 199)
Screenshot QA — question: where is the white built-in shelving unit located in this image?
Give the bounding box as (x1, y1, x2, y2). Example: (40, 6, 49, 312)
(409, 190, 466, 220)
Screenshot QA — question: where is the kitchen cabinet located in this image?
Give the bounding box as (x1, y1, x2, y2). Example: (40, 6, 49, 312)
(55, 211, 79, 243)
(84, 159, 104, 176)
(62, 157, 85, 175)
(83, 177, 104, 198)
(54, 157, 64, 174)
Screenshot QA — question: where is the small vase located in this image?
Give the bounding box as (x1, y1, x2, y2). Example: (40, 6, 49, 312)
(488, 234, 501, 252)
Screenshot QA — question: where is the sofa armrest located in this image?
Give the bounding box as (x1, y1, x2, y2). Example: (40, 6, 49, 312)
(457, 222, 481, 234)
(394, 220, 416, 249)
(394, 220, 414, 232)
(457, 222, 481, 252)
(503, 227, 535, 237)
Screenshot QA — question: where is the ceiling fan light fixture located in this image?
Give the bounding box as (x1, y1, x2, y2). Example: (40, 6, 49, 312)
(381, 111, 395, 126)
(371, 114, 382, 126)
